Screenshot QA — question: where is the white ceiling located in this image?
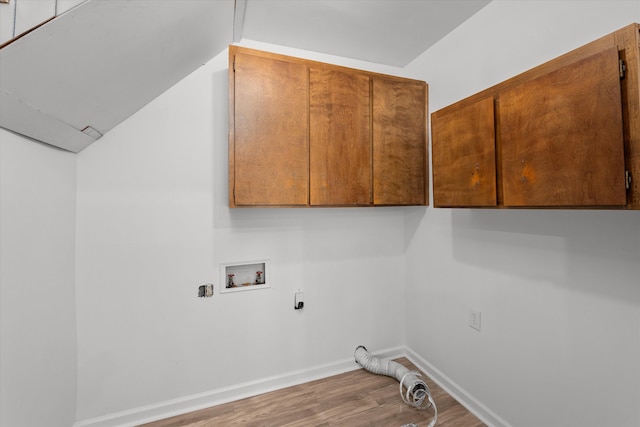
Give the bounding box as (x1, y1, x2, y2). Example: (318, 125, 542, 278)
(241, 0, 491, 67)
(0, 0, 491, 152)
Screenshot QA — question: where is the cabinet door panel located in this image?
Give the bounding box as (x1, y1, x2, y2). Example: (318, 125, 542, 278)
(233, 53, 309, 206)
(500, 47, 626, 207)
(310, 68, 371, 205)
(431, 97, 497, 207)
(373, 79, 427, 205)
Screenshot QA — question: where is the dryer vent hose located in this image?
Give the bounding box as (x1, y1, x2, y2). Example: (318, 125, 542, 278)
(354, 346, 437, 427)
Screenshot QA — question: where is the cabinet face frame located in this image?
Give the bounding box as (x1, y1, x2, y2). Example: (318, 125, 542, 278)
(229, 46, 429, 208)
(430, 23, 640, 209)
(616, 24, 640, 209)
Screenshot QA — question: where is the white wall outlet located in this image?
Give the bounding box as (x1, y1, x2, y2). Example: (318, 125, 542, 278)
(469, 309, 481, 331)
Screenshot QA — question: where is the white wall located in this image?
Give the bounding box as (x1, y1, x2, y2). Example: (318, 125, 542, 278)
(0, 129, 77, 427)
(12, 2, 638, 426)
(75, 46, 408, 423)
(404, 2, 640, 427)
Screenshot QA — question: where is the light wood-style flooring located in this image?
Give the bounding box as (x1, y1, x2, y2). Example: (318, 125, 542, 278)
(140, 358, 485, 427)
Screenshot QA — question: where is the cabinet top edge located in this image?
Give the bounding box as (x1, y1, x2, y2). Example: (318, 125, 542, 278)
(228, 45, 427, 86)
(431, 22, 638, 118)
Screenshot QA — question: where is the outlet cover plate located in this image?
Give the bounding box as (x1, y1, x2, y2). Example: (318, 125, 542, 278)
(469, 309, 481, 331)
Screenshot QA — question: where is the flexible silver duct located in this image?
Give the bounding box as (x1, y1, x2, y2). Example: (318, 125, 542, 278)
(354, 346, 437, 427)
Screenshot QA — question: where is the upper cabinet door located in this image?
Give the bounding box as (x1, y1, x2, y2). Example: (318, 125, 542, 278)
(232, 52, 309, 206)
(499, 47, 626, 207)
(431, 96, 497, 207)
(310, 68, 371, 206)
(372, 79, 428, 205)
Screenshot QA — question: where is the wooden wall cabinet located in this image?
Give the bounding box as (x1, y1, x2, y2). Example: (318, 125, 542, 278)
(229, 46, 428, 208)
(431, 23, 640, 209)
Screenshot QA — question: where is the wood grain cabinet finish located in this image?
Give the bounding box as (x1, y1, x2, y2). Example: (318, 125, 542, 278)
(309, 67, 371, 206)
(373, 79, 428, 205)
(500, 47, 625, 207)
(432, 96, 497, 207)
(231, 52, 309, 206)
(229, 46, 428, 207)
(431, 23, 640, 209)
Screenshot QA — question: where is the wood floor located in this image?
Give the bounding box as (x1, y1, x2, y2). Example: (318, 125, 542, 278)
(140, 358, 485, 427)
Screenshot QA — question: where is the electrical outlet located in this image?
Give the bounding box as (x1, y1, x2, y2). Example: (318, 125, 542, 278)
(469, 309, 481, 331)
(294, 291, 304, 310)
(198, 284, 214, 298)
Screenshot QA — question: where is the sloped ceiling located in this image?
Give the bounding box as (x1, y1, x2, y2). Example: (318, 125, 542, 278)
(241, 0, 491, 67)
(0, 0, 491, 153)
(0, 0, 235, 152)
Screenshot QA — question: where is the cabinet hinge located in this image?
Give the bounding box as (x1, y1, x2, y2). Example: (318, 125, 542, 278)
(233, 58, 236, 72)
(619, 59, 626, 79)
(625, 170, 632, 190)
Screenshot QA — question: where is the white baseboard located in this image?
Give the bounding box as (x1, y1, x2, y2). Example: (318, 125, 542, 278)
(404, 346, 512, 427)
(74, 346, 405, 427)
(74, 345, 508, 427)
